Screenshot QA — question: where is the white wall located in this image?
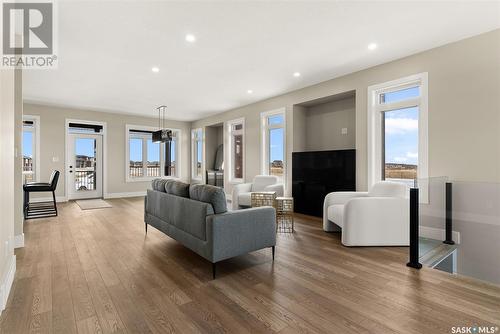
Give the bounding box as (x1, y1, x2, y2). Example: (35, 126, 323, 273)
(14, 69, 23, 242)
(23, 103, 192, 199)
(0, 68, 17, 314)
(192, 29, 500, 195)
(303, 97, 356, 151)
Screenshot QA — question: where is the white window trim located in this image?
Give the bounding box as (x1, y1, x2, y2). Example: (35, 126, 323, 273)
(226, 117, 245, 184)
(125, 124, 181, 183)
(260, 108, 287, 184)
(22, 115, 40, 182)
(367, 72, 428, 200)
(191, 128, 204, 181)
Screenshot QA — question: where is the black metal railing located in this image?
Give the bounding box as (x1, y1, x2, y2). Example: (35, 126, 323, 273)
(407, 181, 455, 269)
(407, 187, 422, 269)
(74, 170, 95, 191)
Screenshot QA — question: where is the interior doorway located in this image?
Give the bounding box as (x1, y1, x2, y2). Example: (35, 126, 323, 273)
(204, 123, 224, 187)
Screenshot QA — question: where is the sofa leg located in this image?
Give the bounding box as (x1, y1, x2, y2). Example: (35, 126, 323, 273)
(212, 262, 217, 279)
(272, 246, 275, 260)
(145, 223, 148, 234)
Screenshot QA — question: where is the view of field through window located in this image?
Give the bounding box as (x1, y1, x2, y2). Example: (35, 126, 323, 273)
(381, 86, 419, 187)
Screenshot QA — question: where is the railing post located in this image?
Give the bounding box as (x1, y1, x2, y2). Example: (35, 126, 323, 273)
(443, 182, 455, 245)
(407, 187, 422, 269)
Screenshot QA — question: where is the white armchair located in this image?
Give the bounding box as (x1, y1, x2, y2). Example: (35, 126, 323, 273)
(232, 175, 284, 210)
(323, 181, 409, 246)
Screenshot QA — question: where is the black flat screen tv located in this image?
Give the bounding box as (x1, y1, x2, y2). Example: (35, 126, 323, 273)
(292, 149, 356, 217)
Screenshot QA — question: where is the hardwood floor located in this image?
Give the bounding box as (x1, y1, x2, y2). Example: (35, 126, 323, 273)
(1, 197, 499, 333)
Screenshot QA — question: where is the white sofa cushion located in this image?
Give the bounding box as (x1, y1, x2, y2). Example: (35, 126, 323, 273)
(252, 175, 279, 192)
(368, 181, 407, 198)
(238, 192, 252, 207)
(327, 204, 345, 228)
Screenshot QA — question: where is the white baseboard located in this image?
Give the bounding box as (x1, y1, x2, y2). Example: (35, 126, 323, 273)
(0, 255, 16, 315)
(420, 226, 461, 244)
(30, 196, 67, 203)
(14, 234, 24, 248)
(104, 191, 146, 199)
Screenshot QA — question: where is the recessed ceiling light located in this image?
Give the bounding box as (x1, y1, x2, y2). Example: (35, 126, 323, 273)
(368, 43, 378, 51)
(151, 67, 160, 73)
(185, 34, 196, 43)
(293, 72, 301, 77)
(247, 89, 253, 94)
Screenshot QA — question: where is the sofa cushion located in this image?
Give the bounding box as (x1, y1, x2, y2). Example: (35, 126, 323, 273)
(189, 184, 227, 214)
(165, 180, 190, 198)
(252, 175, 278, 191)
(238, 192, 252, 207)
(146, 190, 213, 241)
(151, 179, 168, 192)
(327, 204, 345, 228)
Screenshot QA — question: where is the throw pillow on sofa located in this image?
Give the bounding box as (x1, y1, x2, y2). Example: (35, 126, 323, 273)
(189, 184, 227, 214)
(151, 179, 168, 192)
(165, 180, 190, 198)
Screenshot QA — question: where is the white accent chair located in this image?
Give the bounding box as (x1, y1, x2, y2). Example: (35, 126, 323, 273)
(323, 181, 409, 246)
(232, 175, 284, 210)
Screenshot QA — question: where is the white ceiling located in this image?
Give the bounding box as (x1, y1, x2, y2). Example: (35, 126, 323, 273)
(23, 1, 500, 121)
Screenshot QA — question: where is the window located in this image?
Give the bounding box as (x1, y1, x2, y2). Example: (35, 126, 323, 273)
(126, 125, 180, 181)
(368, 73, 428, 191)
(227, 118, 245, 182)
(191, 128, 203, 180)
(261, 109, 286, 183)
(22, 116, 40, 183)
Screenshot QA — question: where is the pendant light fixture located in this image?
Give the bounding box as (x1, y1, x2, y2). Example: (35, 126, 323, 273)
(152, 105, 173, 143)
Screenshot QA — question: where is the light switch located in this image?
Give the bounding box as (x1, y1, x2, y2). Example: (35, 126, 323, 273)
(341, 128, 348, 135)
(52, 156, 59, 162)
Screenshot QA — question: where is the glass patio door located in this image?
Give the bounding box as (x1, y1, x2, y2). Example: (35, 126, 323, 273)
(67, 133, 103, 200)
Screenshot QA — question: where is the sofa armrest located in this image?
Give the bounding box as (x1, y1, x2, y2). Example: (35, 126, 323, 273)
(342, 197, 409, 246)
(323, 191, 368, 229)
(206, 207, 276, 262)
(264, 183, 284, 197)
(231, 182, 252, 210)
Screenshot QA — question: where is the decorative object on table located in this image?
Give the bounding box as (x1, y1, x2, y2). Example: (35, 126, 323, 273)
(76, 199, 112, 210)
(232, 175, 283, 210)
(23, 170, 60, 219)
(323, 181, 408, 246)
(251, 191, 277, 208)
(276, 197, 294, 233)
(206, 144, 224, 187)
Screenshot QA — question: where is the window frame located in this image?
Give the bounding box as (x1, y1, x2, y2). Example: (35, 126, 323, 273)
(125, 124, 181, 182)
(260, 108, 286, 184)
(226, 118, 245, 184)
(191, 128, 204, 181)
(22, 115, 40, 183)
(367, 73, 428, 198)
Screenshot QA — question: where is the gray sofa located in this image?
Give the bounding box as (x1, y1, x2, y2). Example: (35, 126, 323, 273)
(144, 179, 276, 278)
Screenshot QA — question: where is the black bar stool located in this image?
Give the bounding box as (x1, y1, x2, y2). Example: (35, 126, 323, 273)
(23, 170, 60, 219)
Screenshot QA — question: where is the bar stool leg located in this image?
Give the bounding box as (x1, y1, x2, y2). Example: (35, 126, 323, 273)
(23, 190, 28, 219)
(52, 191, 58, 216)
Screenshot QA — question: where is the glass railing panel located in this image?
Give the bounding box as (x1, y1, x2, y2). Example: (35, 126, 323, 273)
(413, 177, 500, 285)
(449, 180, 500, 284)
